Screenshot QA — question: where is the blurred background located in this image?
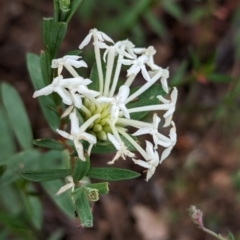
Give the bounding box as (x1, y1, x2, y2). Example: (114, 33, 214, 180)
(1, 0, 240, 239)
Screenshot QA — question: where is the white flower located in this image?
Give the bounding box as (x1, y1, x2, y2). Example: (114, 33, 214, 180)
(51, 55, 87, 76)
(55, 176, 75, 195)
(133, 141, 159, 181)
(121, 54, 151, 82)
(33, 75, 72, 105)
(57, 111, 98, 161)
(79, 28, 114, 49)
(157, 87, 178, 127)
(97, 85, 130, 121)
(160, 121, 177, 163)
(132, 114, 172, 149)
(59, 76, 99, 108)
(107, 133, 135, 164)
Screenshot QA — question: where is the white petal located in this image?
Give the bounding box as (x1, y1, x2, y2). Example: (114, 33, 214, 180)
(55, 183, 74, 195)
(72, 93, 82, 109)
(127, 64, 140, 76)
(160, 146, 173, 163)
(146, 167, 156, 181)
(69, 111, 80, 135)
(57, 129, 74, 140)
(107, 133, 121, 150)
(111, 104, 119, 121)
(100, 31, 114, 43)
(33, 85, 54, 98)
(81, 132, 97, 144)
(119, 104, 130, 119)
(132, 159, 151, 169)
(132, 128, 150, 136)
(141, 65, 151, 82)
(118, 85, 130, 102)
(61, 105, 74, 118)
(54, 87, 72, 105)
(65, 59, 87, 68)
(74, 139, 85, 161)
(79, 32, 93, 49)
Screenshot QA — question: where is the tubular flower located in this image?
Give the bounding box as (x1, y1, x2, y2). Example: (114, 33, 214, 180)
(33, 28, 178, 181)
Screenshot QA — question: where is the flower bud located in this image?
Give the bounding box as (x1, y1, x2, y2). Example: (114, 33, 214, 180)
(87, 188, 99, 202)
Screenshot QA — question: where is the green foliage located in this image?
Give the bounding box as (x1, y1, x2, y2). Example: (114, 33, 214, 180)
(1, 83, 33, 150)
(33, 138, 65, 151)
(86, 182, 109, 194)
(86, 167, 141, 181)
(42, 18, 67, 59)
(228, 232, 235, 240)
(19, 169, 71, 182)
(27, 53, 60, 131)
(73, 157, 90, 182)
(73, 188, 93, 227)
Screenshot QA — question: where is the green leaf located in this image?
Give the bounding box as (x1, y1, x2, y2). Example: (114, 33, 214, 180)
(40, 51, 52, 85)
(126, 84, 165, 120)
(65, 0, 83, 23)
(0, 165, 7, 178)
(91, 135, 137, 153)
(19, 169, 71, 182)
(162, 0, 183, 20)
(0, 150, 41, 186)
(0, 106, 16, 162)
(228, 232, 235, 240)
(144, 11, 167, 38)
(41, 180, 75, 219)
(86, 182, 109, 194)
(42, 18, 67, 58)
(170, 60, 188, 86)
(89, 62, 100, 91)
(1, 83, 33, 150)
(33, 138, 65, 150)
(73, 157, 90, 182)
(86, 167, 140, 181)
(74, 188, 93, 227)
(207, 73, 232, 83)
(26, 53, 60, 131)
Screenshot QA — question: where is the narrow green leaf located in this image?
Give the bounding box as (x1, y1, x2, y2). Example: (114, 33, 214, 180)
(66, 0, 83, 23)
(66, 49, 82, 56)
(26, 53, 60, 131)
(170, 60, 188, 86)
(0, 150, 41, 186)
(144, 11, 167, 38)
(40, 51, 52, 85)
(0, 106, 16, 162)
(89, 62, 100, 91)
(86, 167, 140, 181)
(0, 165, 7, 178)
(74, 188, 93, 227)
(126, 84, 165, 120)
(42, 18, 67, 58)
(228, 232, 235, 240)
(73, 157, 90, 182)
(19, 169, 71, 182)
(86, 182, 109, 194)
(207, 73, 232, 83)
(33, 138, 65, 150)
(162, 0, 183, 20)
(1, 83, 33, 150)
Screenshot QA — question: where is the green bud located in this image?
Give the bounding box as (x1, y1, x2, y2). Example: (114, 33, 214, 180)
(93, 124, 102, 132)
(59, 0, 70, 11)
(84, 98, 90, 108)
(97, 130, 107, 141)
(102, 126, 112, 133)
(87, 188, 99, 202)
(89, 102, 96, 113)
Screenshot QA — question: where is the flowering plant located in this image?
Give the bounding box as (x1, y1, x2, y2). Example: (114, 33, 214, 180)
(25, 0, 177, 227)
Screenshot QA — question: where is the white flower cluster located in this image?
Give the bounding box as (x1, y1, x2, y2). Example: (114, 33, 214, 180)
(33, 29, 178, 181)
